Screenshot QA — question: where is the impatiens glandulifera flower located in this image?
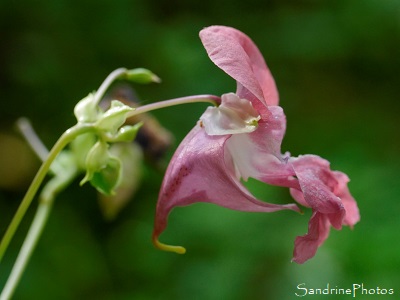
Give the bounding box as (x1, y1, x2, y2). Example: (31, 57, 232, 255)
(153, 25, 359, 263)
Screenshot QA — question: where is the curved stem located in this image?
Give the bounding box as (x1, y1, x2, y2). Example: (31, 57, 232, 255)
(0, 202, 52, 300)
(126, 94, 220, 118)
(0, 124, 93, 262)
(94, 68, 127, 105)
(0, 161, 78, 300)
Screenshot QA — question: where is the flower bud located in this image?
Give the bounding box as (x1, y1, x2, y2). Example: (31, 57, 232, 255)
(98, 143, 143, 220)
(125, 68, 161, 84)
(70, 133, 96, 170)
(107, 123, 142, 143)
(89, 156, 122, 195)
(80, 141, 110, 185)
(96, 100, 133, 134)
(74, 93, 102, 123)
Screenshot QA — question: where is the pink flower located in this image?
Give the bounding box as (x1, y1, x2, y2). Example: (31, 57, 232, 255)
(152, 25, 359, 262)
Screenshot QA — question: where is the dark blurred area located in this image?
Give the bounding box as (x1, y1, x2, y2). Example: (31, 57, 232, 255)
(0, 0, 399, 299)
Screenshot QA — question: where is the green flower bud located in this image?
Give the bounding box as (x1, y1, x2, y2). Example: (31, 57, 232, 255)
(96, 100, 133, 134)
(70, 133, 97, 170)
(89, 156, 122, 195)
(74, 93, 102, 123)
(107, 123, 142, 143)
(125, 68, 161, 84)
(98, 143, 143, 219)
(80, 141, 109, 185)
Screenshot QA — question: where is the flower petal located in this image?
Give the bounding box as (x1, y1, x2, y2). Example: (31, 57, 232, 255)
(199, 26, 279, 108)
(289, 155, 346, 229)
(153, 125, 300, 253)
(333, 171, 360, 227)
(288, 155, 360, 263)
(292, 211, 331, 264)
(226, 106, 297, 188)
(200, 93, 260, 135)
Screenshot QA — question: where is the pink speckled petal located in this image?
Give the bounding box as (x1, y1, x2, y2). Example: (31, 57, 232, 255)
(153, 125, 300, 253)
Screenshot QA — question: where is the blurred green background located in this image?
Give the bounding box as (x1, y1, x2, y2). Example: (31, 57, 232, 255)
(1, 0, 399, 299)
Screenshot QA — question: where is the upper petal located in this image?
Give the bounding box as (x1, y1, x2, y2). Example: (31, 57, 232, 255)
(153, 124, 299, 253)
(199, 26, 279, 107)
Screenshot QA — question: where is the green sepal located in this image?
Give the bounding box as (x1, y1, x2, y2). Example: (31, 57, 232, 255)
(89, 156, 122, 195)
(96, 100, 133, 134)
(125, 68, 161, 84)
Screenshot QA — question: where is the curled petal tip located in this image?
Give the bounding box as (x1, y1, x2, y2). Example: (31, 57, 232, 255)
(153, 236, 186, 254)
(291, 258, 303, 264)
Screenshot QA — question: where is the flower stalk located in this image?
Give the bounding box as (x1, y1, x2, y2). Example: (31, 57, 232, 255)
(0, 124, 93, 263)
(127, 94, 220, 118)
(94, 68, 128, 105)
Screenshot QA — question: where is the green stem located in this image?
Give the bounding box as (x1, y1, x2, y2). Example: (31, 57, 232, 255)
(0, 202, 52, 300)
(0, 124, 93, 262)
(94, 68, 127, 105)
(126, 94, 220, 118)
(0, 164, 78, 300)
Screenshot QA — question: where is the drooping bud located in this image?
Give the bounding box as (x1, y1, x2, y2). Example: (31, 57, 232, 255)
(96, 100, 134, 135)
(98, 143, 143, 220)
(80, 141, 110, 185)
(125, 68, 161, 84)
(89, 155, 122, 196)
(107, 123, 142, 143)
(70, 133, 96, 170)
(74, 93, 102, 123)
